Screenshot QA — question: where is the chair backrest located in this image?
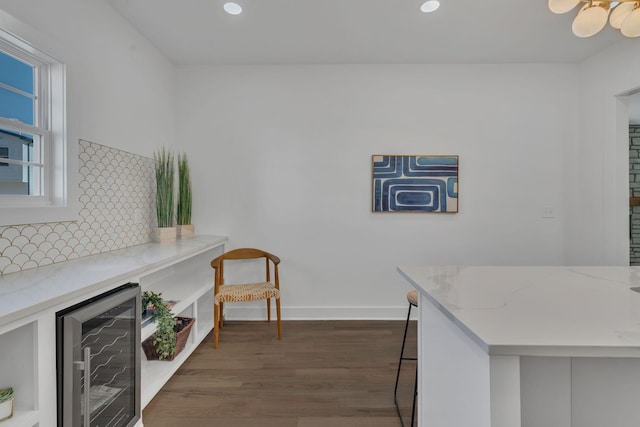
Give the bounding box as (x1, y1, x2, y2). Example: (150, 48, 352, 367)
(210, 248, 280, 289)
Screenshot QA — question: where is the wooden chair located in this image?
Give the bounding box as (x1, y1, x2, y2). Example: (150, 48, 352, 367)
(210, 248, 282, 348)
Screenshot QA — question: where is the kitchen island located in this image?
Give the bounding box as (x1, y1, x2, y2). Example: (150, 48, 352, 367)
(397, 266, 640, 427)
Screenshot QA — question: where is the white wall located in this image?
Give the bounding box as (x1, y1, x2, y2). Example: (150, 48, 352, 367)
(176, 64, 578, 318)
(8, 0, 628, 316)
(0, 1, 175, 270)
(570, 39, 640, 266)
(0, 0, 175, 157)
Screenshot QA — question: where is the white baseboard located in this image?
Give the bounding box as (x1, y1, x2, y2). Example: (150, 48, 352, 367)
(221, 305, 418, 321)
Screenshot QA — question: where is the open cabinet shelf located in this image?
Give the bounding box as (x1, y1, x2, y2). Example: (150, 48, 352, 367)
(139, 245, 223, 409)
(0, 321, 37, 427)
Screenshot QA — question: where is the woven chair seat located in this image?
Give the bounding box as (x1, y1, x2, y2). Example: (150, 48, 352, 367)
(215, 282, 280, 305)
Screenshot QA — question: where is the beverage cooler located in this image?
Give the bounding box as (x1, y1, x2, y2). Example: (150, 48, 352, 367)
(56, 282, 141, 427)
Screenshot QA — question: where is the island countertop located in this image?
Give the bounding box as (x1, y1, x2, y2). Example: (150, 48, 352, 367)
(397, 265, 640, 357)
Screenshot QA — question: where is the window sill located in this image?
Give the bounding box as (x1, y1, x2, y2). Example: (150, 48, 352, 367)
(0, 204, 78, 227)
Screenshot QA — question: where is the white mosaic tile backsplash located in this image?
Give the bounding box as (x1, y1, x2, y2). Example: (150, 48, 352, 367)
(0, 140, 155, 275)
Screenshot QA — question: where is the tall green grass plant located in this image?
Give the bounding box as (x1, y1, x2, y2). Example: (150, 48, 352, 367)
(177, 153, 192, 225)
(154, 148, 175, 228)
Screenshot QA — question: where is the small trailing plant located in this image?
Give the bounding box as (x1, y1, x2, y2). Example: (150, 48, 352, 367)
(177, 153, 192, 226)
(142, 291, 177, 360)
(154, 148, 175, 228)
(0, 387, 13, 403)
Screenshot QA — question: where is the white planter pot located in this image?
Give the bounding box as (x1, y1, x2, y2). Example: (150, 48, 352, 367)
(0, 397, 13, 421)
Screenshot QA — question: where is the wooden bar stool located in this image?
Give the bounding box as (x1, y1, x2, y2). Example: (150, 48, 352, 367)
(394, 289, 418, 427)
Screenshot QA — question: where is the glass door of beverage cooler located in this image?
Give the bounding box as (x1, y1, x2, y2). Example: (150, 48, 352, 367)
(57, 283, 141, 427)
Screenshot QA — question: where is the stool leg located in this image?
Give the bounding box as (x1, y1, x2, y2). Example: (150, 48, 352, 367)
(395, 302, 413, 427)
(411, 364, 418, 427)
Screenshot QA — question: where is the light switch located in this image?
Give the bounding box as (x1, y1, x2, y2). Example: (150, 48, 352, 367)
(542, 205, 555, 218)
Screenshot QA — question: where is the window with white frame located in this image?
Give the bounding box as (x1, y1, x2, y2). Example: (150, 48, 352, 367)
(0, 27, 67, 210)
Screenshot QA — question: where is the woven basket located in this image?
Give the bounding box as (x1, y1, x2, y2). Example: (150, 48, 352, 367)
(142, 317, 195, 361)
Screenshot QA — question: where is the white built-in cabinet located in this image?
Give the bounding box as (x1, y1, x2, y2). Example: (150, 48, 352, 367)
(0, 235, 227, 427)
(138, 247, 221, 408)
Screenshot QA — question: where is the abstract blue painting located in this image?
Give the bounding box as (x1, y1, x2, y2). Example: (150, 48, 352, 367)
(372, 155, 458, 212)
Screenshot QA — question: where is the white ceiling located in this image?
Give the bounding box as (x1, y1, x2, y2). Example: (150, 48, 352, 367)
(105, 0, 623, 65)
(105, 0, 640, 123)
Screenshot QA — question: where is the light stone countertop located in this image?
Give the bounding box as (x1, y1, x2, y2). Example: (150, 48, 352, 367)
(0, 235, 227, 327)
(397, 265, 640, 357)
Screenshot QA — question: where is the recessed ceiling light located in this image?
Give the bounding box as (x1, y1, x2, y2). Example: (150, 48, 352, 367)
(224, 2, 242, 15)
(421, 0, 440, 13)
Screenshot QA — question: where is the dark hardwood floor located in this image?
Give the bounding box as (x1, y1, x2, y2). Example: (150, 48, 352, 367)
(143, 320, 417, 427)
